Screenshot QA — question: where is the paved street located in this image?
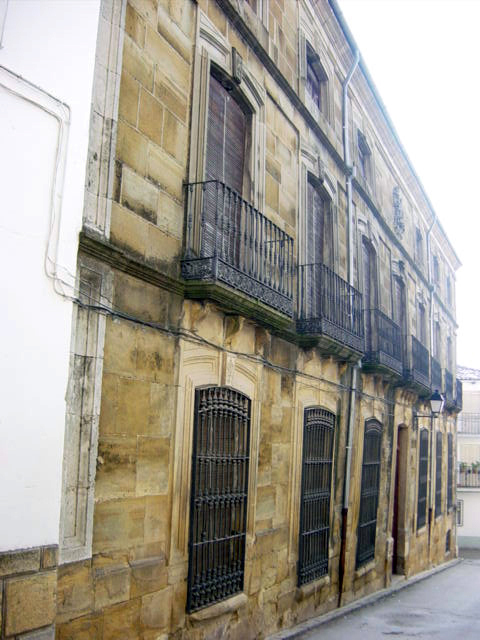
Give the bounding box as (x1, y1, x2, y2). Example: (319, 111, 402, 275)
(300, 550, 480, 639)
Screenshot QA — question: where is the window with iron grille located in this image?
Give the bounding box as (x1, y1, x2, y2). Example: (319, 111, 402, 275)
(417, 428, 429, 529)
(187, 387, 250, 612)
(356, 419, 382, 568)
(447, 433, 453, 510)
(435, 431, 443, 517)
(457, 499, 464, 526)
(298, 407, 335, 586)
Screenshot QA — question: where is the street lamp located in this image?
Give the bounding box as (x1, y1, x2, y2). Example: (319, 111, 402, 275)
(413, 389, 445, 422)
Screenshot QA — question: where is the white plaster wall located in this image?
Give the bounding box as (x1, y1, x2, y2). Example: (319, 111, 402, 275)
(457, 489, 480, 548)
(0, 0, 100, 551)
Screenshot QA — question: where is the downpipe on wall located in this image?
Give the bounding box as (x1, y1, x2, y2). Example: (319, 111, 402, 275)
(338, 46, 360, 609)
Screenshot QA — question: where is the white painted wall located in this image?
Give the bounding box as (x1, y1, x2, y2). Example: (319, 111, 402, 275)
(457, 489, 480, 548)
(0, 0, 100, 551)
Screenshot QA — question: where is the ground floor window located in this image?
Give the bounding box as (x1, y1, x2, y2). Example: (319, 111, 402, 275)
(298, 407, 335, 586)
(417, 429, 429, 529)
(457, 499, 464, 526)
(435, 431, 443, 517)
(187, 387, 250, 612)
(356, 419, 382, 568)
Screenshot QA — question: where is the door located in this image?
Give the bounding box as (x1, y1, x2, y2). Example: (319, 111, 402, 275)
(393, 426, 407, 574)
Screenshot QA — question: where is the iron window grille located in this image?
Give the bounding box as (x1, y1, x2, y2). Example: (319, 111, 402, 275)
(356, 419, 382, 568)
(298, 408, 335, 586)
(187, 387, 251, 613)
(456, 499, 464, 527)
(435, 431, 442, 517)
(417, 429, 429, 529)
(447, 433, 453, 510)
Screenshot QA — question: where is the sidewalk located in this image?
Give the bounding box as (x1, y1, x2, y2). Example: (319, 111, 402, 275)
(268, 556, 465, 640)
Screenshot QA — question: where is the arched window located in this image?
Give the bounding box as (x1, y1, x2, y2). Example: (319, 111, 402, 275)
(187, 387, 251, 612)
(356, 419, 382, 567)
(298, 407, 335, 585)
(417, 429, 429, 529)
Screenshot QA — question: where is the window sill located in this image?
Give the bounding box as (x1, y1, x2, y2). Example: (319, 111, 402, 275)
(354, 559, 376, 579)
(416, 525, 427, 537)
(295, 574, 330, 601)
(189, 593, 248, 621)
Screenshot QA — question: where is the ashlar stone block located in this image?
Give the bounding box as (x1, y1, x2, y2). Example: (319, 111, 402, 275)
(5, 571, 56, 636)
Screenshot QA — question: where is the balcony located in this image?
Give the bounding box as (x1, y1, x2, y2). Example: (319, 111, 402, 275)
(363, 309, 403, 377)
(297, 262, 364, 356)
(458, 468, 480, 488)
(430, 357, 442, 392)
(445, 369, 454, 408)
(182, 181, 294, 318)
(457, 413, 480, 434)
(455, 379, 463, 411)
(406, 336, 430, 393)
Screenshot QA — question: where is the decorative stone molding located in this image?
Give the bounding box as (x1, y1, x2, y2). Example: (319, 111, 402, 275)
(393, 186, 405, 237)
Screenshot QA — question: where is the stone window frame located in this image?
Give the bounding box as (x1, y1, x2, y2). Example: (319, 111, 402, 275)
(298, 25, 333, 126)
(243, 0, 269, 27)
(299, 144, 338, 272)
(187, 10, 266, 254)
(169, 342, 262, 606)
(59, 256, 113, 564)
(414, 227, 424, 269)
(356, 129, 374, 190)
(287, 379, 338, 589)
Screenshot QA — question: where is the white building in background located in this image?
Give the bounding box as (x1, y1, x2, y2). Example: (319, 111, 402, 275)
(456, 366, 480, 549)
(0, 1, 105, 636)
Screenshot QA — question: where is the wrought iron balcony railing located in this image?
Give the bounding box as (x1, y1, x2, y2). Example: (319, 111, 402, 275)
(458, 413, 480, 434)
(430, 357, 442, 392)
(409, 335, 430, 390)
(458, 469, 480, 488)
(182, 181, 294, 316)
(363, 309, 403, 375)
(445, 369, 454, 407)
(297, 262, 364, 353)
(455, 379, 463, 411)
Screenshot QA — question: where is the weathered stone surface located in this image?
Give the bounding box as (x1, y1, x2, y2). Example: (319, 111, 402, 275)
(95, 436, 137, 501)
(56, 612, 103, 640)
(117, 120, 147, 176)
(0, 548, 40, 577)
(130, 554, 167, 598)
(57, 561, 94, 623)
(94, 564, 131, 610)
(125, 3, 146, 49)
(136, 436, 170, 496)
(5, 571, 56, 636)
(16, 624, 55, 640)
(93, 498, 145, 554)
(146, 144, 184, 201)
(123, 35, 154, 92)
(141, 586, 173, 630)
(41, 546, 58, 570)
(121, 165, 158, 223)
(103, 599, 141, 640)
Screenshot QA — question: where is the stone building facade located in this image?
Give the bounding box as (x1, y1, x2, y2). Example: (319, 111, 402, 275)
(0, 0, 462, 638)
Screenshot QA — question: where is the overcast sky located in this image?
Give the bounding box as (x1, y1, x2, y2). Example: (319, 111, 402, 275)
(337, 0, 480, 369)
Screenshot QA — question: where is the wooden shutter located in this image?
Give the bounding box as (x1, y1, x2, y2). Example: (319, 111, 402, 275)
(417, 429, 429, 529)
(435, 432, 442, 516)
(202, 74, 247, 258)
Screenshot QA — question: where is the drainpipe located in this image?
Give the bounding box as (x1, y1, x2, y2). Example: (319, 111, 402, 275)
(338, 48, 360, 609)
(426, 213, 437, 562)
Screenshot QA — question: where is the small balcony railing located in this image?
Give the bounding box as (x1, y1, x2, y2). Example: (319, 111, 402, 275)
(182, 180, 294, 316)
(445, 369, 454, 407)
(458, 413, 480, 434)
(364, 309, 402, 375)
(430, 357, 442, 392)
(455, 379, 463, 411)
(458, 469, 480, 488)
(297, 262, 364, 353)
(409, 335, 430, 390)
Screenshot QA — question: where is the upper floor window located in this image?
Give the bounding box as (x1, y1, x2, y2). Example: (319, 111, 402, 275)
(244, 0, 267, 23)
(446, 276, 452, 307)
(306, 176, 333, 268)
(357, 131, 372, 186)
(433, 255, 440, 285)
(447, 336, 453, 371)
(306, 43, 328, 120)
(433, 321, 441, 360)
(415, 228, 424, 267)
(417, 302, 427, 346)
